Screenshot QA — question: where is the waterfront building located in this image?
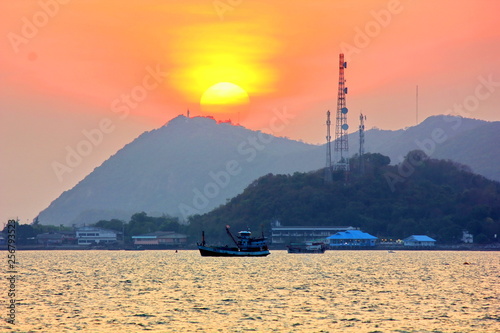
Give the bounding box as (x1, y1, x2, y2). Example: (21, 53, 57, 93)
(132, 231, 187, 248)
(461, 230, 473, 243)
(327, 230, 378, 248)
(271, 221, 356, 244)
(76, 226, 118, 245)
(403, 235, 436, 247)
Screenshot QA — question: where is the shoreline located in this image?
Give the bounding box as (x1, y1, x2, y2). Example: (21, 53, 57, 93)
(7, 244, 500, 251)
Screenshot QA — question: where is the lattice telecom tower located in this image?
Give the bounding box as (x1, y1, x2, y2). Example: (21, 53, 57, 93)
(324, 110, 333, 183)
(334, 53, 349, 173)
(359, 113, 366, 174)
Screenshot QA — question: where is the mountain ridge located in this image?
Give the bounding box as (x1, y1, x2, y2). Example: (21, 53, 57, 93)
(37, 114, 500, 226)
(38, 115, 324, 226)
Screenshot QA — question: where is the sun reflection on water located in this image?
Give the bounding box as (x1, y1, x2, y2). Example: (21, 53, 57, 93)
(4, 250, 499, 332)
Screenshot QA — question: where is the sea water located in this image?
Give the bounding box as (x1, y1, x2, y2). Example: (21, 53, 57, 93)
(2, 250, 499, 332)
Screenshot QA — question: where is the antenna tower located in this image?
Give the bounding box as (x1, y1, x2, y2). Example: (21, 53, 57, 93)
(359, 113, 366, 174)
(334, 53, 349, 176)
(324, 110, 332, 183)
(416, 85, 419, 125)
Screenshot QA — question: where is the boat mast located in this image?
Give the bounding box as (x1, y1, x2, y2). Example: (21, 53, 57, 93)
(201, 231, 206, 246)
(225, 225, 240, 248)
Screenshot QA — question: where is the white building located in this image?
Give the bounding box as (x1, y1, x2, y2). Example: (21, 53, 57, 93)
(76, 226, 118, 245)
(461, 230, 473, 243)
(403, 235, 436, 247)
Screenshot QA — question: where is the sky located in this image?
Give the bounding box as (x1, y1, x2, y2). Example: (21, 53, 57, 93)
(1, 0, 500, 225)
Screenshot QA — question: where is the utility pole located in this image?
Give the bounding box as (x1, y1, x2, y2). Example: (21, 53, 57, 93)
(416, 85, 418, 125)
(359, 113, 366, 174)
(324, 110, 333, 183)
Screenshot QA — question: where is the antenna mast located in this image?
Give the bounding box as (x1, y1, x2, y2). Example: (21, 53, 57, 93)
(324, 110, 333, 183)
(416, 85, 418, 125)
(359, 113, 366, 174)
(334, 53, 349, 178)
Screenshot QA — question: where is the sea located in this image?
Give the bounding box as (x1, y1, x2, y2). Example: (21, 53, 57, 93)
(3, 250, 499, 333)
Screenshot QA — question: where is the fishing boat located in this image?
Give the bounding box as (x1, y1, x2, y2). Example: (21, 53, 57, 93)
(197, 225, 270, 257)
(287, 241, 327, 254)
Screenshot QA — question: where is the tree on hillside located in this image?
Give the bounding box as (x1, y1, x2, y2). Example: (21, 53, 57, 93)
(2, 221, 37, 245)
(94, 219, 125, 232)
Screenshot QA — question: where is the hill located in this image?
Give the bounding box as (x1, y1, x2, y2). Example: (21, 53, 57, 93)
(187, 152, 500, 244)
(37, 114, 500, 227)
(349, 116, 500, 182)
(38, 115, 323, 226)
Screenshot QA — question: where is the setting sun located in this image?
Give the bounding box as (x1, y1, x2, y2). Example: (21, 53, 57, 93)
(200, 82, 250, 118)
(167, 19, 280, 112)
(200, 82, 249, 106)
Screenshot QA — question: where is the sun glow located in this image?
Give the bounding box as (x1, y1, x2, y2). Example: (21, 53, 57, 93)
(200, 82, 249, 106)
(199, 82, 250, 117)
(168, 20, 280, 111)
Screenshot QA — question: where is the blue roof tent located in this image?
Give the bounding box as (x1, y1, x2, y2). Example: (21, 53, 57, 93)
(403, 235, 436, 247)
(327, 230, 378, 247)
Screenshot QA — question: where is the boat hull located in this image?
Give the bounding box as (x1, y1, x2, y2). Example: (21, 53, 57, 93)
(287, 243, 327, 254)
(198, 245, 270, 257)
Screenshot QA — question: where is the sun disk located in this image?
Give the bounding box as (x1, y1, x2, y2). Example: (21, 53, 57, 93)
(200, 82, 250, 106)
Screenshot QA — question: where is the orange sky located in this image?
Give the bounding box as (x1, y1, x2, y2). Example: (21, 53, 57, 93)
(1, 0, 500, 224)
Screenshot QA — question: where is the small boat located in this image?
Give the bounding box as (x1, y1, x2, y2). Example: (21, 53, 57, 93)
(197, 226, 270, 257)
(287, 242, 327, 254)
